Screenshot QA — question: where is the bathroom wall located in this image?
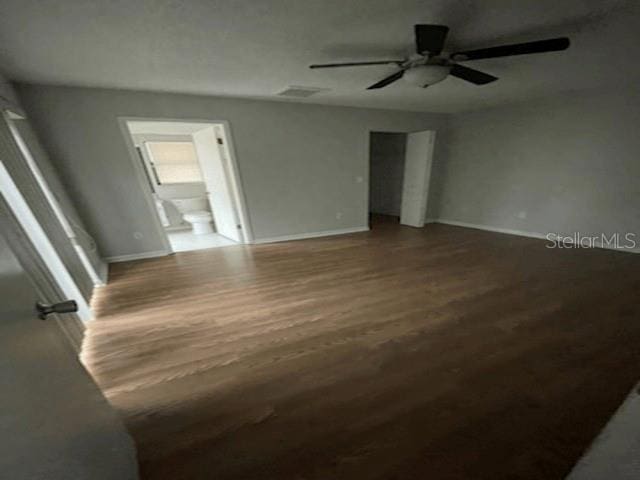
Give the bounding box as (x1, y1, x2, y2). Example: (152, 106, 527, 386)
(154, 182, 206, 201)
(131, 133, 207, 200)
(131, 133, 208, 229)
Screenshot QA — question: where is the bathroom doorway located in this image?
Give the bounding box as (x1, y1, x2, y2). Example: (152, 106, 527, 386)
(120, 119, 251, 253)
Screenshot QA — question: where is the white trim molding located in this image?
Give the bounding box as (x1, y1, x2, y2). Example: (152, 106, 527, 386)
(117, 116, 254, 247)
(435, 219, 548, 240)
(252, 226, 369, 245)
(4, 112, 106, 287)
(97, 260, 109, 285)
(0, 159, 93, 321)
(434, 219, 639, 254)
(106, 250, 170, 263)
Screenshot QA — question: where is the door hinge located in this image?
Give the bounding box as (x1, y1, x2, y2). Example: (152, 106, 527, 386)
(217, 138, 224, 145)
(237, 224, 242, 229)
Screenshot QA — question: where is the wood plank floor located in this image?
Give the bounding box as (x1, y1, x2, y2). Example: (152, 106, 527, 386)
(83, 217, 640, 480)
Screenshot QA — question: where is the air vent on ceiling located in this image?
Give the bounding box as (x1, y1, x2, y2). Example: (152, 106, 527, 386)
(277, 86, 328, 98)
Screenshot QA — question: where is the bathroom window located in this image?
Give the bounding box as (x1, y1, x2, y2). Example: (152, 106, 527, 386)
(145, 141, 203, 184)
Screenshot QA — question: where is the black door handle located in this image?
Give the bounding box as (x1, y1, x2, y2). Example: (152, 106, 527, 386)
(35, 300, 78, 320)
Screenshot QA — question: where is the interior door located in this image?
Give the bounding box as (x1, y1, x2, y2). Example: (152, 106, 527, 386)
(0, 229, 138, 479)
(192, 127, 242, 242)
(400, 130, 436, 227)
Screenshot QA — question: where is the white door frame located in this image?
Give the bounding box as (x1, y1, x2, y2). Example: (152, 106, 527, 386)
(117, 117, 253, 249)
(3, 109, 106, 286)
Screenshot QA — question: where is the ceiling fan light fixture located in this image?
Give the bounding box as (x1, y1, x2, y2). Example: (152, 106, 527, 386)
(402, 65, 451, 87)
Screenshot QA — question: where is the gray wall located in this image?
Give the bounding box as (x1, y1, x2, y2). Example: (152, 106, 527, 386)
(369, 132, 406, 217)
(14, 83, 637, 258)
(16, 84, 446, 257)
(0, 72, 19, 106)
(432, 89, 640, 240)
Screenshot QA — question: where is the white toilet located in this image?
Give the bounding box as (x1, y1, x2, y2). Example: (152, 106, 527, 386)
(172, 197, 214, 235)
(183, 211, 214, 235)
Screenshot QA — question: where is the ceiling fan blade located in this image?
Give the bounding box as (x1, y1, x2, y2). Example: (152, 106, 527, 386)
(367, 70, 405, 90)
(450, 64, 498, 85)
(415, 24, 449, 55)
(310, 60, 403, 69)
(451, 37, 570, 61)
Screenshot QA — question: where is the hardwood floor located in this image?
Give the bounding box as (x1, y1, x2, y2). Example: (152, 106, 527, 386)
(83, 217, 640, 480)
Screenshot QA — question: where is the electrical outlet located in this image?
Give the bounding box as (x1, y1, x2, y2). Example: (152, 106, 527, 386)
(355, 176, 364, 183)
(517, 211, 527, 219)
(133, 232, 143, 240)
(336, 212, 343, 220)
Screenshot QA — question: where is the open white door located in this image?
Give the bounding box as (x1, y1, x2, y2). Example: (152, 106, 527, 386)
(400, 130, 436, 227)
(0, 222, 137, 479)
(191, 127, 242, 242)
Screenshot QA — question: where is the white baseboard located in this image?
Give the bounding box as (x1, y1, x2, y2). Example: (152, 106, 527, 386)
(107, 228, 369, 260)
(435, 219, 548, 240)
(434, 219, 639, 254)
(253, 226, 370, 244)
(106, 249, 170, 263)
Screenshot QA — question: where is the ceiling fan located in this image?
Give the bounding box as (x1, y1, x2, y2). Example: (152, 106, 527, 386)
(310, 25, 570, 89)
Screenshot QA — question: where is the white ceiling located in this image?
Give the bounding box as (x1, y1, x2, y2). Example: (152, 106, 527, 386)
(0, 0, 638, 113)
